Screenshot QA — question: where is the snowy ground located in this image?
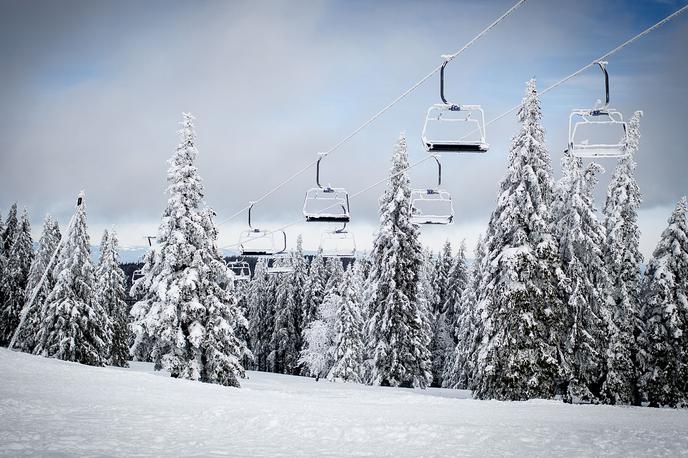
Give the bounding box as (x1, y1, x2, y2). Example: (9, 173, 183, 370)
(1, 349, 688, 457)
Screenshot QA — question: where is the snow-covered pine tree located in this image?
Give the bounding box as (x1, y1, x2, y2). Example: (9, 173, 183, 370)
(367, 133, 431, 388)
(324, 256, 344, 294)
(328, 266, 364, 382)
(471, 80, 567, 400)
(299, 287, 340, 379)
(0, 210, 4, 312)
(433, 242, 453, 314)
(302, 249, 326, 330)
(247, 258, 273, 371)
(33, 193, 110, 365)
(438, 240, 469, 386)
(269, 237, 306, 375)
(13, 215, 61, 353)
(291, 235, 308, 353)
(601, 111, 644, 405)
(444, 236, 486, 389)
(0, 204, 18, 313)
(130, 113, 248, 386)
(554, 154, 611, 403)
(0, 209, 34, 346)
(2, 203, 18, 253)
(638, 197, 688, 407)
(95, 230, 130, 367)
(444, 241, 468, 344)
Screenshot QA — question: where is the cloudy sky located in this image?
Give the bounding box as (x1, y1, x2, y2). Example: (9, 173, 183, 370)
(1, 0, 686, 259)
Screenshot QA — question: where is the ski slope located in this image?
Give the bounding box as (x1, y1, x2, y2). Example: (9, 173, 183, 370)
(1, 349, 687, 457)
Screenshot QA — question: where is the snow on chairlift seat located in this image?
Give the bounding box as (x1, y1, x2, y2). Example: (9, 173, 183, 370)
(226, 261, 251, 281)
(303, 187, 351, 223)
(422, 105, 489, 154)
(238, 229, 286, 256)
(410, 189, 454, 225)
(568, 109, 628, 158)
(320, 229, 356, 258)
(567, 61, 630, 159)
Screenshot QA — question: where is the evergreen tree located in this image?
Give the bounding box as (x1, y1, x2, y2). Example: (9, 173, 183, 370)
(433, 242, 453, 314)
(367, 134, 431, 388)
(638, 197, 688, 407)
(95, 230, 130, 367)
(435, 241, 469, 386)
(0, 209, 34, 346)
(33, 193, 110, 366)
(247, 258, 273, 371)
(0, 204, 18, 312)
(13, 215, 61, 352)
(269, 237, 307, 375)
(601, 111, 644, 405)
(302, 249, 326, 329)
(300, 288, 339, 379)
(2, 203, 18, 253)
(554, 154, 611, 403)
(329, 266, 364, 382)
(324, 256, 344, 294)
(471, 80, 567, 400)
(444, 236, 486, 389)
(130, 114, 248, 386)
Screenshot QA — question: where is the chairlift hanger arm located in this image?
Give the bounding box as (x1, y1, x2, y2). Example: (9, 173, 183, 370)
(594, 61, 610, 113)
(433, 155, 442, 188)
(439, 59, 458, 108)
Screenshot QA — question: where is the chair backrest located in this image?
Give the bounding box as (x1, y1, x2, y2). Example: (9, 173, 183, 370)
(303, 187, 351, 222)
(568, 109, 627, 158)
(410, 189, 454, 225)
(238, 229, 286, 256)
(422, 104, 489, 153)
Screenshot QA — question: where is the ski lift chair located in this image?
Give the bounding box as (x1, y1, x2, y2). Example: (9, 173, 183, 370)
(131, 269, 144, 282)
(421, 56, 489, 153)
(568, 61, 628, 159)
(303, 154, 351, 223)
(226, 260, 251, 281)
(320, 222, 356, 258)
(266, 256, 293, 275)
(238, 203, 288, 256)
(410, 155, 454, 225)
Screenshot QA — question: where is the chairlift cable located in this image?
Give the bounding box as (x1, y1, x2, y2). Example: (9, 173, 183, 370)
(215, 0, 528, 228)
(219, 3, 688, 251)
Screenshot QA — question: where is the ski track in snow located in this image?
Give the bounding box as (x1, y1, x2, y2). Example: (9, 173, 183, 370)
(1, 349, 687, 457)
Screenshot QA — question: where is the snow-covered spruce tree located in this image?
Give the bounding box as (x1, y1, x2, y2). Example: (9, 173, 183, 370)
(130, 113, 248, 386)
(2, 203, 18, 253)
(299, 287, 340, 379)
(329, 266, 364, 382)
(439, 241, 469, 386)
(601, 111, 644, 405)
(247, 258, 273, 371)
(433, 241, 453, 314)
(471, 80, 567, 400)
(290, 235, 308, 352)
(444, 236, 486, 389)
(367, 133, 431, 388)
(324, 256, 344, 295)
(638, 197, 688, 407)
(0, 209, 34, 346)
(33, 193, 110, 365)
(554, 154, 611, 403)
(13, 215, 61, 353)
(269, 237, 307, 375)
(302, 249, 326, 330)
(95, 230, 130, 367)
(0, 204, 18, 312)
(0, 210, 4, 312)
